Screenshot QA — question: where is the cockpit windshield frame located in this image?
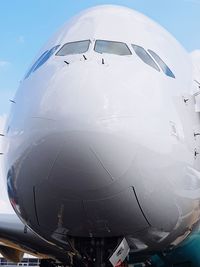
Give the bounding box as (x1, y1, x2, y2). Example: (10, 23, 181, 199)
(94, 40, 132, 56)
(56, 40, 91, 56)
(148, 49, 175, 79)
(131, 44, 160, 72)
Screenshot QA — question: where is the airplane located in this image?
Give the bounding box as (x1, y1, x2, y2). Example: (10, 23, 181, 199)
(1, 4, 200, 267)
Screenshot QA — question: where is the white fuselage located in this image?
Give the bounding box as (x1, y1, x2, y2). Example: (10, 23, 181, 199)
(3, 5, 200, 254)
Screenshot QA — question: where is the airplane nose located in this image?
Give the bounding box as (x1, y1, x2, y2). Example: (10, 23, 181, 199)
(8, 119, 151, 238)
(8, 61, 154, 239)
(27, 129, 150, 238)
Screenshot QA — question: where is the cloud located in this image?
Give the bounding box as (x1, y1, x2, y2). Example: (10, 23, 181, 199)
(17, 35, 25, 44)
(0, 61, 10, 68)
(0, 114, 14, 214)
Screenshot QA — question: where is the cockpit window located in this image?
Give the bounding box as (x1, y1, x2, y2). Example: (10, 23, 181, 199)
(33, 45, 60, 73)
(24, 45, 60, 79)
(56, 40, 91, 56)
(24, 50, 48, 79)
(132, 44, 160, 72)
(148, 50, 175, 78)
(94, 40, 132, 56)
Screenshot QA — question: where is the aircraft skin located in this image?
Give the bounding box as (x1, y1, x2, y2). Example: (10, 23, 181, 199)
(1, 4, 200, 267)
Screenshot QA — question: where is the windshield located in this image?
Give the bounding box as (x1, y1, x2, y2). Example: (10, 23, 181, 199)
(25, 45, 60, 79)
(56, 40, 91, 56)
(148, 50, 175, 78)
(94, 40, 132, 56)
(132, 44, 160, 72)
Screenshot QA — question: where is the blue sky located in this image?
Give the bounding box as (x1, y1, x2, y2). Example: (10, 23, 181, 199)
(0, 0, 200, 116)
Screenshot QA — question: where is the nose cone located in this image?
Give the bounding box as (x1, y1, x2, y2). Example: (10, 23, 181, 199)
(29, 130, 150, 238)
(10, 126, 147, 239)
(47, 131, 134, 194)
